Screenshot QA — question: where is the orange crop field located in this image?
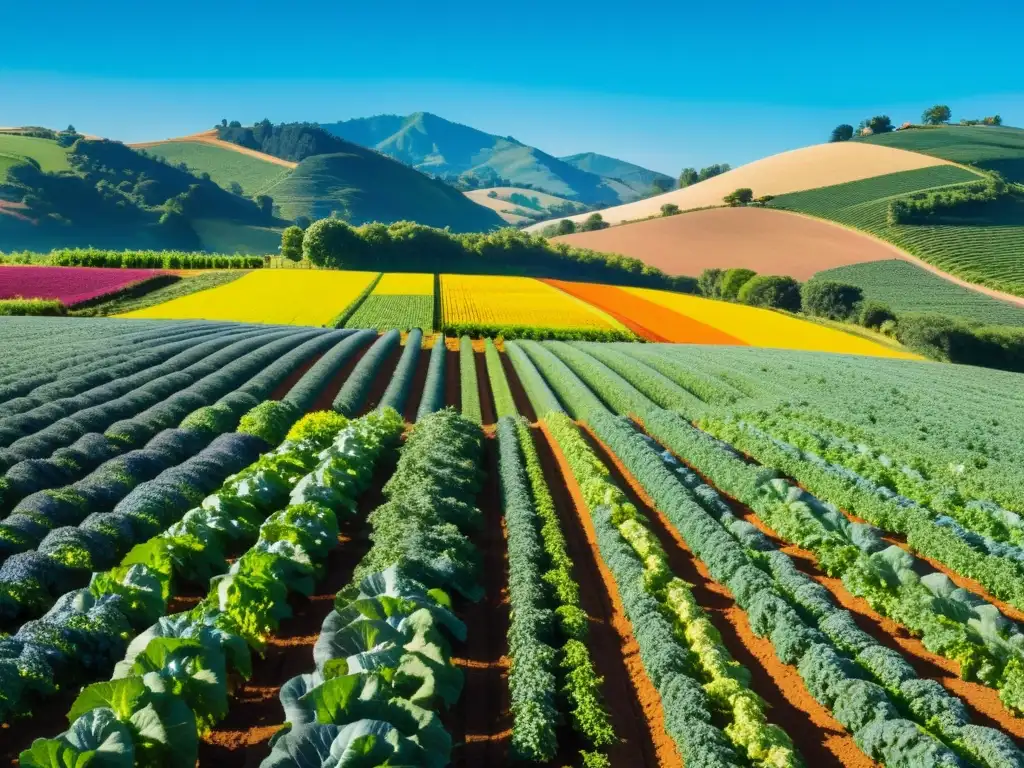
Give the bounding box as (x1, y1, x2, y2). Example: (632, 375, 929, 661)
(541, 279, 746, 344)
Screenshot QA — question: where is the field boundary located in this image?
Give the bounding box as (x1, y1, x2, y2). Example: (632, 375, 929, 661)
(130, 130, 298, 169)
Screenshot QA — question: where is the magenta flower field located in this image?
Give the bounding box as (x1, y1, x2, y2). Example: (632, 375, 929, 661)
(0, 266, 168, 306)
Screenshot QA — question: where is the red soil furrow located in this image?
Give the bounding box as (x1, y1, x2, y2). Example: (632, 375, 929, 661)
(643, 422, 1024, 742)
(536, 423, 681, 768)
(307, 341, 372, 413)
(197, 466, 389, 766)
(269, 351, 324, 400)
(445, 347, 461, 409)
(474, 350, 497, 427)
(540, 278, 746, 345)
(449, 435, 511, 767)
(355, 345, 403, 416)
(500, 350, 537, 423)
(578, 425, 872, 768)
(402, 343, 432, 422)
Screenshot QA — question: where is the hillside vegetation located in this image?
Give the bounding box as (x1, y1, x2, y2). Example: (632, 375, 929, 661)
(769, 166, 1024, 296)
(140, 140, 290, 197)
(216, 120, 503, 232)
(464, 186, 587, 224)
(322, 111, 666, 203)
(859, 124, 1024, 183)
(0, 136, 274, 251)
(0, 134, 71, 173)
(561, 151, 674, 191)
(815, 259, 1024, 326)
(526, 141, 953, 231)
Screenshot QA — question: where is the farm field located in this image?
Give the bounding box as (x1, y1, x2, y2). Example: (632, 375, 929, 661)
(624, 286, 922, 357)
(859, 124, 1024, 183)
(3, 316, 1024, 768)
(344, 271, 434, 330)
(0, 265, 172, 306)
(525, 141, 955, 230)
(815, 259, 1024, 326)
(0, 134, 71, 173)
(440, 273, 633, 339)
(465, 186, 583, 224)
(117, 269, 379, 325)
(138, 140, 292, 196)
(553, 206, 909, 279)
(768, 166, 1024, 297)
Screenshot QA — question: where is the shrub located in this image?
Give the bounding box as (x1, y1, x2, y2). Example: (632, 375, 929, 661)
(720, 268, 757, 300)
(0, 299, 67, 317)
(738, 275, 802, 311)
(661, 203, 681, 216)
(578, 213, 609, 232)
(280, 225, 304, 262)
(697, 268, 724, 298)
(801, 280, 863, 320)
(554, 219, 577, 235)
(894, 313, 1024, 372)
(237, 400, 301, 445)
(860, 301, 897, 329)
(723, 188, 753, 206)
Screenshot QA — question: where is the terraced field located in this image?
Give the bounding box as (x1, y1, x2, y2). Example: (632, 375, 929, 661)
(139, 140, 291, 196)
(4, 317, 1023, 768)
(769, 166, 1024, 296)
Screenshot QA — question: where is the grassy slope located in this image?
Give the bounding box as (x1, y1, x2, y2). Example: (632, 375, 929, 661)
(859, 125, 1024, 182)
(192, 219, 283, 255)
(265, 151, 504, 232)
(560, 151, 673, 193)
(0, 135, 71, 173)
(769, 165, 1024, 296)
(140, 141, 290, 196)
(815, 259, 1024, 326)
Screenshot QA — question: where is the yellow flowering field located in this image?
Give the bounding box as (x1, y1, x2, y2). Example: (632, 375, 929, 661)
(625, 287, 921, 358)
(372, 272, 433, 295)
(440, 275, 631, 339)
(119, 270, 379, 326)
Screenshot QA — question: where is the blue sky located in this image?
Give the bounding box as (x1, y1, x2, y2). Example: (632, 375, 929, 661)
(1, 0, 1021, 174)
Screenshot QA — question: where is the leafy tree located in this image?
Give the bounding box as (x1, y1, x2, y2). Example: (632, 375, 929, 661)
(858, 116, 894, 135)
(678, 168, 699, 188)
(723, 188, 753, 206)
(302, 218, 365, 267)
(922, 105, 952, 125)
(859, 300, 897, 329)
(66, 124, 76, 133)
(986, 115, 1003, 126)
(221, 119, 228, 128)
(555, 219, 577, 235)
(578, 213, 609, 232)
(650, 177, 672, 195)
(254, 194, 274, 218)
(830, 124, 854, 142)
(661, 203, 680, 216)
(229, 181, 244, 196)
(720, 268, 757, 299)
(738, 275, 802, 311)
(699, 163, 731, 181)
(697, 268, 724, 298)
(801, 280, 863, 320)
(280, 225, 304, 261)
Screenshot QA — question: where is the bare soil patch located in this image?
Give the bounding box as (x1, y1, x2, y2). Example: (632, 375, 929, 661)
(500, 350, 537, 423)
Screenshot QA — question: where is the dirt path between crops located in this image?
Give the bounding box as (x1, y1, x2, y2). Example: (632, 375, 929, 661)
(578, 425, 873, 768)
(500, 350, 537, 423)
(270, 351, 324, 400)
(197, 465, 389, 766)
(474, 350, 496, 426)
(449, 434, 511, 767)
(536, 423, 680, 768)
(307, 338, 373, 413)
(642, 421, 1024, 744)
(445, 347, 461, 410)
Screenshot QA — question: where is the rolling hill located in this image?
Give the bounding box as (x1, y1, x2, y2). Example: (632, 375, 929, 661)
(858, 124, 1024, 182)
(560, 151, 674, 191)
(525, 141, 955, 231)
(214, 121, 503, 232)
(321, 112, 667, 204)
(464, 186, 587, 225)
(135, 136, 293, 197)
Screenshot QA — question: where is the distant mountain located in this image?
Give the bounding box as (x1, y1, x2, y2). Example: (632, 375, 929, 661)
(214, 121, 503, 232)
(321, 112, 669, 205)
(560, 152, 674, 193)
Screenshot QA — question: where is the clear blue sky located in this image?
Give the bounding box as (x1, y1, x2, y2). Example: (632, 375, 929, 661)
(2, 0, 1021, 174)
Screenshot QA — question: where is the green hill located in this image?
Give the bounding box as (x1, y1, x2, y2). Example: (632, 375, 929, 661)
(768, 165, 1024, 297)
(815, 259, 1024, 326)
(264, 152, 503, 231)
(0, 136, 276, 252)
(0, 134, 72, 173)
(560, 151, 673, 193)
(858, 125, 1024, 183)
(321, 112, 663, 204)
(139, 141, 290, 197)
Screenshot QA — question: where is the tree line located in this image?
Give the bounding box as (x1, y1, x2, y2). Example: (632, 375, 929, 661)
(830, 105, 1004, 142)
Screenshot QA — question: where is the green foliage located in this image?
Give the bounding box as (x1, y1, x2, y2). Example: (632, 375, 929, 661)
(345, 295, 433, 332)
(459, 336, 482, 424)
(801, 279, 863, 320)
(484, 340, 516, 419)
(723, 188, 754, 206)
(678, 168, 700, 188)
(442, 322, 634, 342)
(0, 298, 66, 316)
(738, 275, 802, 311)
(280, 225, 304, 261)
(378, 328, 423, 415)
(859, 300, 898, 329)
(139, 141, 289, 197)
(554, 219, 577, 235)
(720, 268, 757, 300)
(922, 105, 952, 126)
(893, 313, 1024, 371)
(333, 330, 401, 416)
(698, 267, 725, 298)
(859, 115, 894, 135)
(577, 213, 609, 232)
(302, 218, 365, 268)
(48, 249, 262, 269)
(237, 400, 302, 445)
(660, 203, 680, 216)
(830, 124, 854, 143)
